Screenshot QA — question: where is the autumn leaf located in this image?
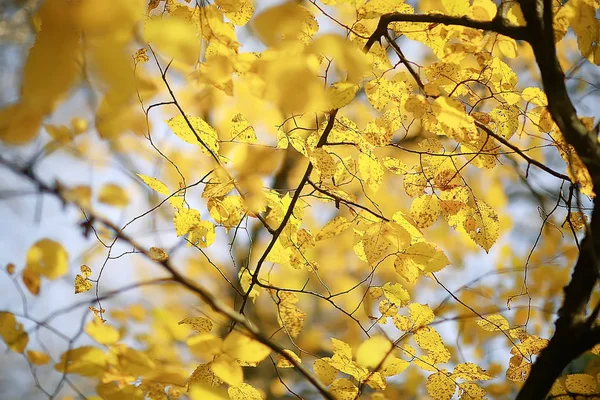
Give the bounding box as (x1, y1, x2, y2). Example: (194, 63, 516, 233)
(27, 350, 51, 365)
(74, 264, 93, 294)
(85, 316, 120, 345)
(25, 239, 69, 280)
(0, 312, 28, 353)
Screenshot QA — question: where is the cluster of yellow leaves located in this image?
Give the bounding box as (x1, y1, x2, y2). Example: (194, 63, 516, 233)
(426, 363, 492, 400)
(314, 337, 409, 394)
(187, 329, 271, 387)
(4, 0, 600, 398)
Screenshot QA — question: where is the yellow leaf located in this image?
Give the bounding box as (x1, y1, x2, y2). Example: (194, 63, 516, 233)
(403, 172, 428, 197)
(364, 371, 386, 390)
(409, 303, 435, 328)
(110, 344, 156, 376)
(476, 314, 509, 331)
(381, 357, 409, 377)
(27, 350, 51, 365)
(85, 317, 120, 345)
(144, 15, 200, 65)
(196, 5, 241, 48)
(230, 113, 257, 143)
(254, 2, 318, 46)
(356, 336, 392, 369)
(137, 174, 170, 196)
(393, 315, 413, 331)
(442, 0, 470, 16)
(330, 378, 358, 400)
(26, 238, 69, 280)
(45, 124, 73, 143)
(0, 312, 28, 353)
(80, 264, 92, 277)
(314, 359, 338, 385)
(452, 362, 493, 380)
(382, 282, 410, 307)
(133, 47, 149, 64)
(0, 104, 42, 145)
(96, 383, 144, 400)
(166, 115, 220, 157)
(405, 94, 430, 118)
(357, 153, 383, 193)
(202, 167, 234, 198)
(489, 104, 520, 140)
(188, 363, 223, 389)
(173, 208, 202, 237)
(308, 35, 371, 83)
(6, 263, 15, 275)
(211, 354, 243, 386)
(55, 346, 107, 377)
(222, 331, 271, 363)
(257, 56, 324, 114)
(414, 327, 451, 364)
(98, 183, 129, 208)
(400, 242, 450, 273)
(325, 82, 360, 110)
(365, 76, 407, 112)
(394, 256, 419, 284)
(277, 292, 307, 338)
(148, 246, 169, 262)
(471, 0, 497, 20)
(75, 264, 93, 294)
(276, 349, 301, 368)
(178, 317, 213, 333)
(565, 373, 596, 395)
(327, 339, 369, 381)
(382, 157, 410, 175)
(188, 220, 216, 248)
(410, 195, 441, 229)
(190, 383, 228, 400)
(567, 0, 600, 65)
(426, 372, 456, 400)
(458, 382, 487, 399)
(315, 216, 352, 241)
(228, 383, 263, 400)
(215, 0, 255, 26)
(432, 96, 474, 131)
(63, 185, 92, 208)
(467, 200, 499, 252)
(187, 333, 223, 357)
(522, 87, 548, 106)
(358, 0, 413, 19)
(310, 148, 337, 181)
(22, 265, 41, 295)
(360, 223, 392, 265)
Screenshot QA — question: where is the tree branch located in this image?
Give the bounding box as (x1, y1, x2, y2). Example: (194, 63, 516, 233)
(515, 0, 600, 398)
(234, 109, 339, 320)
(364, 12, 528, 52)
(476, 122, 571, 182)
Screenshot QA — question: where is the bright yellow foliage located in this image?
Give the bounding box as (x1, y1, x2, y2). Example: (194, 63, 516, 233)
(1, 0, 599, 398)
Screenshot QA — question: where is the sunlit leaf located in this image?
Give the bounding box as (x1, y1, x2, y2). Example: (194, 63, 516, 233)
(26, 239, 69, 280)
(0, 312, 28, 353)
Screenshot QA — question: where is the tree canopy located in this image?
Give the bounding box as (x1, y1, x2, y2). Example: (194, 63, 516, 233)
(1, 0, 600, 399)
